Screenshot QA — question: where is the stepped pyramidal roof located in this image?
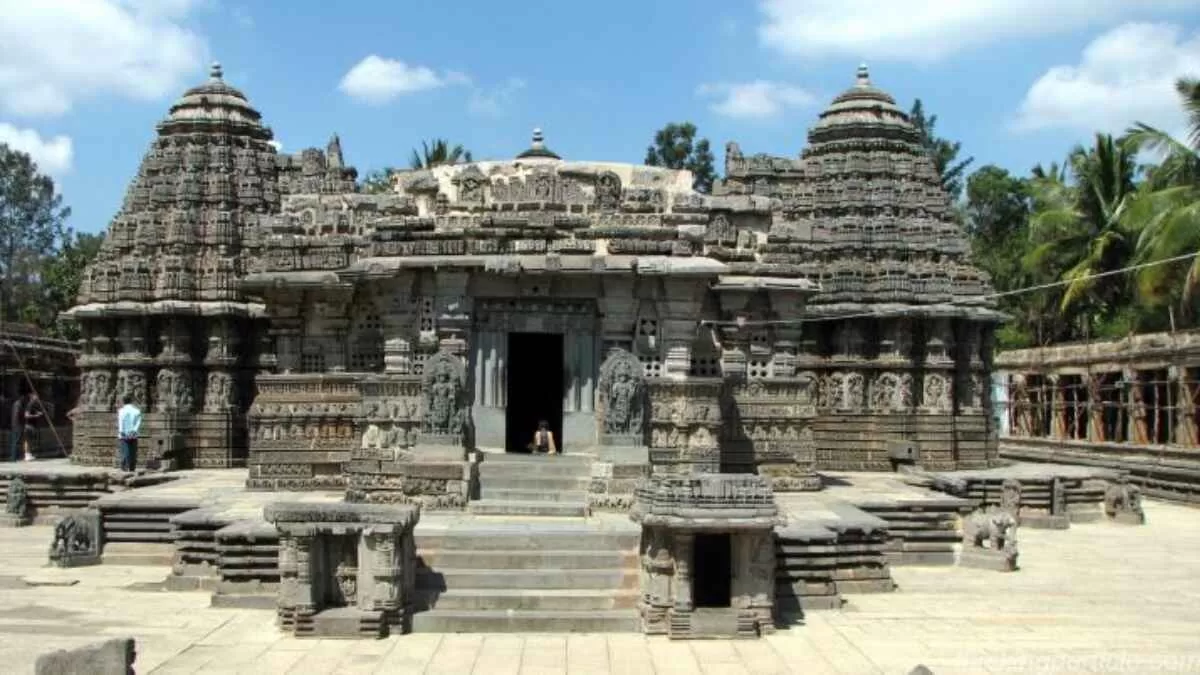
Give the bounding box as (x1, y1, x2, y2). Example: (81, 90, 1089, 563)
(718, 65, 995, 314)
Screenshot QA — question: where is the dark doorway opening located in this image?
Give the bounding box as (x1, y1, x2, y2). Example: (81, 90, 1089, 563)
(505, 332, 564, 453)
(693, 533, 732, 608)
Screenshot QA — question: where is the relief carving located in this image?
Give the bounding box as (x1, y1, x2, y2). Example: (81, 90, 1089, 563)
(598, 348, 646, 437)
(422, 351, 466, 436)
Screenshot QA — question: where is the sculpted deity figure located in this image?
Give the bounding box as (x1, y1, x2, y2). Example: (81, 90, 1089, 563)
(598, 349, 645, 437)
(595, 171, 622, 211)
(423, 352, 465, 435)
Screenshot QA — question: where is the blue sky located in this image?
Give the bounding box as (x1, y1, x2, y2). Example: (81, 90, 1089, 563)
(2, 0, 1199, 235)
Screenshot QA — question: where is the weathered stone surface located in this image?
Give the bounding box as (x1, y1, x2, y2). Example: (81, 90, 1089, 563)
(35, 637, 135, 675)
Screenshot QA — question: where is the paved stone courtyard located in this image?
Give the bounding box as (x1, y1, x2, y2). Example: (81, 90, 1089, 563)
(1, 500, 1198, 674)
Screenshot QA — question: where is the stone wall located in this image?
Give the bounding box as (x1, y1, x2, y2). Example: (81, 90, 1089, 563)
(997, 330, 1200, 503)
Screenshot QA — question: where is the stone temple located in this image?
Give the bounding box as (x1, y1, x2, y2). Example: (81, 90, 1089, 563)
(67, 63, 1003, 485)
(46, 62, 1031, 638)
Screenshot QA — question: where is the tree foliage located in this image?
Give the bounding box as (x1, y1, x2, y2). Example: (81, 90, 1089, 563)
(359, 168, 395, 194)
(910, 99, 974, 200)
(409, 139, 472, 170)
(0, 143, 70, 325)
(644, 122, 717, 193)
(40, 232, 103, 340)
(965, 74, 1200, 347)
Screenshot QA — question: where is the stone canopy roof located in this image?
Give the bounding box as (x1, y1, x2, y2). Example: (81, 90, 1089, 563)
(70, 63, 1001, 323)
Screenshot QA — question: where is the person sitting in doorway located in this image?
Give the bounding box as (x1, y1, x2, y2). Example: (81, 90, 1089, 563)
(532, 420, 558, 455)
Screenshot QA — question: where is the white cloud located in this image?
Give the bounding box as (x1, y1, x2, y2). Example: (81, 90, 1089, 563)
(339, 55, 469, 104)
(696, 81, 816, 120)
(0, 0, 208, 117)
(468, 77, 527, 117)
(0, 123, 73, 175)
(1014, 23, 1200, 135)
(757, 0, 1194, 62)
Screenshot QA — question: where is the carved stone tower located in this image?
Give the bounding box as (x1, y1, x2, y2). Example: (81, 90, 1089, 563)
(67, 62, 280, 468)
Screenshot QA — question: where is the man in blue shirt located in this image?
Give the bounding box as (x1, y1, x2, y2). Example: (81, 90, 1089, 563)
(117, 394, 142, 472)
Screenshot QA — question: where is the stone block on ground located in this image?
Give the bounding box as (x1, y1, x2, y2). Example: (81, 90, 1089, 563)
(35, 637, 136, 675)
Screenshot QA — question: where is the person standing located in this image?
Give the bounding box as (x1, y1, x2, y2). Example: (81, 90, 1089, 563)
(116, 394, 142, 472)
(21, 392, 44, 461)
(8, 393, 26, 462)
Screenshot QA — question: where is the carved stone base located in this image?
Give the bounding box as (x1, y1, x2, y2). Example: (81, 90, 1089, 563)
(308, 607, 388, 639)
(1109, 511, 1146, 526)
(762, 470, 822, 492)
(958, 548, 1018, 572)
(345, 460, 475, 510)
(0, 513, 31, 528)
(667, 608, 769, 639)
(1018, 512, 1070, 530)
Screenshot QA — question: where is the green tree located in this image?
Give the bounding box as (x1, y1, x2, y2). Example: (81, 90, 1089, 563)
(1121, 77, 1200, 312)
(410, 139, 472, 170)
(359, 168, 396, 194)
(0, 143, 70, 324)
(38, 231, 102, 340)
(644, 122, 717, 193)
(1023, 133, 1141, 338)
(909, 99, 974, 200)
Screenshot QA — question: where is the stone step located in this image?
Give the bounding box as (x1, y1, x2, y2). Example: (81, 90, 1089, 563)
(417, 528, 639, 552)
(418, 567, 635, 591)
(467, 500, 588, 518)
(479, 476, 592, 492)
(412, 608, 640, 633)
(479, 462, 592, 479)
(418, 549, 633, 570)
(481, 452, 593, 464)
(419, 589, 640, 611)
(479, 488, 590, 503)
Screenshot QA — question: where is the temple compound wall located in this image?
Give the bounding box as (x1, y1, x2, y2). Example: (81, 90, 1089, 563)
(997, 330, 1200, 504)
(65, 64, 1003, 490)
(0, 324, 78, 457)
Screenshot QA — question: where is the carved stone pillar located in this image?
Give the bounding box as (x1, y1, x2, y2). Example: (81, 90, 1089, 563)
(1123, 369, 1150, 445)
(1085, 373, 1106, 442)
(275, 324, 302, 374)
(661, 279, 705, 380)
(672, 532, 694, 612)
(1171, 366, 1198, 446)
(1049, 374, 1067, 440)
(435, 272, 471, 355)
(599, 277, 636, 356)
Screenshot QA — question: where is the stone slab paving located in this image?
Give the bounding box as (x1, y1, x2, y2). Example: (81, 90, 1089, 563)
(0, 501, 1197, 673)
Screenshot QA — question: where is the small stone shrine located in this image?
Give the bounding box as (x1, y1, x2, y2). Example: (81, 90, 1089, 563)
(266, 502, 419, 638)
(630, 474, 783, 638)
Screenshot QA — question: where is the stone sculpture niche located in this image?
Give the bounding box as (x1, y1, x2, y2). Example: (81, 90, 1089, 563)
(630, 474, 783, 639)
(48, 510, 103, 567)
(958, 507, 1018, 572)
(418, 350, 469, 459)
(1104, 477, 1146, 525)
(267, 502, 419, 639)
(598, 348, 646, 447)
(1, 477, 31, 527)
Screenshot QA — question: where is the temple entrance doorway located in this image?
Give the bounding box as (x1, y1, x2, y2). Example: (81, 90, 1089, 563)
(693, 533, 733, 608)
(504, 332, 564, 453)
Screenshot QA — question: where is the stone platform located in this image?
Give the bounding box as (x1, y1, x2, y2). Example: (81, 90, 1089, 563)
(2, 498, 1199, 673)
(918, 462, 1121, 527)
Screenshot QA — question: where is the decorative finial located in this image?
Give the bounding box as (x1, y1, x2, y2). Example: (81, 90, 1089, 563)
(531, 128, 545, 148)
(210, 62, 224, 80)
(856, 63, 870, 85)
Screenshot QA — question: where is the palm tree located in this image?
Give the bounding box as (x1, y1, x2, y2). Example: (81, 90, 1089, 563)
(1023, 134, 1140, 333)
(1123, 77, 1200, 308)
(409, 139, 473, 170)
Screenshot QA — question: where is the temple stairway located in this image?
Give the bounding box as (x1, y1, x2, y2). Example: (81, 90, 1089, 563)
(413, 453, 642, 633)
(468, 452, 592, 517)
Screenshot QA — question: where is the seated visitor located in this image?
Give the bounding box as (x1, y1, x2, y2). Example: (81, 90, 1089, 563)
(532, 420, 557, 455)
